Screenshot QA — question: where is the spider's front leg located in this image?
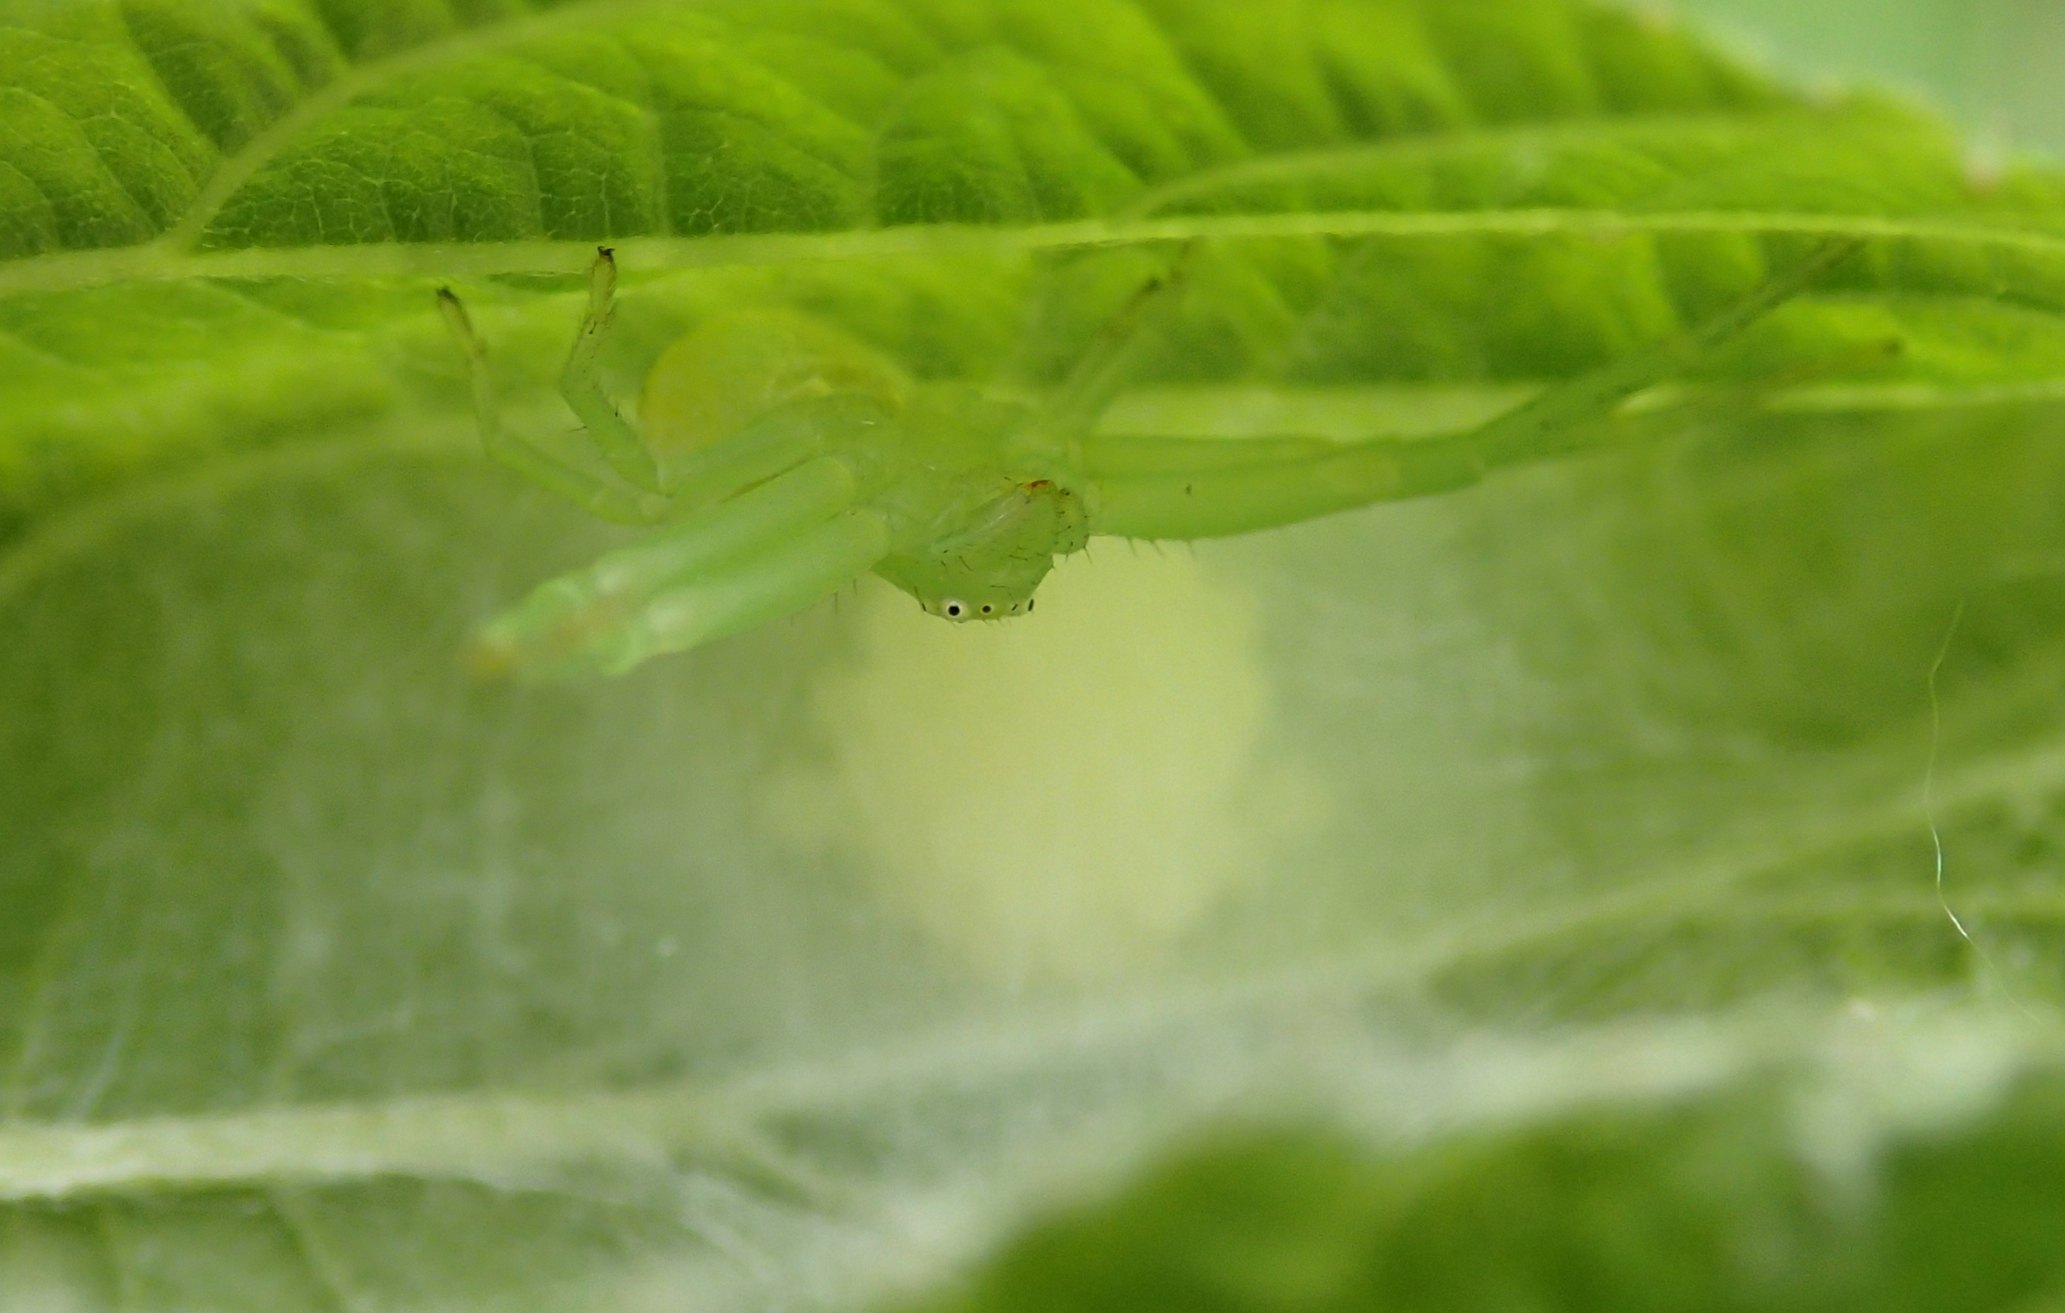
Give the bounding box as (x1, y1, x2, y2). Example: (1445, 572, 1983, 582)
(472, 450, 896, 680)
(470, 392, 910, 680)
(1085, 238, 1865, 540)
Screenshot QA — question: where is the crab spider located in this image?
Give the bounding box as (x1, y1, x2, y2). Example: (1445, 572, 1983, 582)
(437, 239, 1859, 679)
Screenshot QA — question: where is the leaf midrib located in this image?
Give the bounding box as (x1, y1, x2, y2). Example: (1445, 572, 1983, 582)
(9, 206, 2065, 301)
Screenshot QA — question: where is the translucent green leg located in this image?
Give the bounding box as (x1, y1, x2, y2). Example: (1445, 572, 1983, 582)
(1041, 243, 1198, 444)
(558, 247, 664, 494)
(1089, 238, 1864, 541)
(601, 510, 893, 675)
(436, 286, 659, 526)
(1087, 432, 1490, 539)
(656, 393, 895, 520)
(471, 456, 875, 679)
(1464, 237, 1865, 469)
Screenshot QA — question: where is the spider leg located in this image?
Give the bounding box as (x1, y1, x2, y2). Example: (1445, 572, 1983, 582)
(1040, 243, 1198, 445)
(658, 393, 896, 520)
(1088, 238, 1864, 541)
(1464, 237, 1865, 469)
(605, 510, 892, 675)
(471, 455, 889, 679)
(558, 247, 665, 494)
(1086, 432, 1487, 539)
(437, 286, 660, 526)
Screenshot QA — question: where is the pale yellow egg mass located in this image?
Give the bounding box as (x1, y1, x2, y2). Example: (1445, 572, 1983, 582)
(762, 548, 1318, 983)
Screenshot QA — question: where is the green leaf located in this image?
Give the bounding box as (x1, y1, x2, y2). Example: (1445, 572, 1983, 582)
(5, 0, 2065, 1308)
(7, 0, 2065, 530)
(892, 1027, 2065, 1313)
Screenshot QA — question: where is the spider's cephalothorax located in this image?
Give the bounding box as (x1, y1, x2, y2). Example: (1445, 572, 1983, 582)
(641, 312, 1094, 624)
(436, 249, 1127, 676)
(440, 242, 1859, 678)
(877, 478, 1092, 621)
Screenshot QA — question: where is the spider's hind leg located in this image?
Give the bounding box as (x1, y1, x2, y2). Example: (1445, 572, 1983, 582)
(437, 285, 660, 525)
(472, 455, 891, 679)
(558, 247, 664, 494)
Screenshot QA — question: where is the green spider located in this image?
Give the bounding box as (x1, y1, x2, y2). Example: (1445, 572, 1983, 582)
(436, 240, 1859, 679)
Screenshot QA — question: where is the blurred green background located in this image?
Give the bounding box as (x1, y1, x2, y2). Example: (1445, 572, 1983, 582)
(1683, 0, 2065, 149)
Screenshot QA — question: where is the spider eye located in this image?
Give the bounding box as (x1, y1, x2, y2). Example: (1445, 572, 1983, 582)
(943, 600, 963, 618)
(980, 604, 993, 614)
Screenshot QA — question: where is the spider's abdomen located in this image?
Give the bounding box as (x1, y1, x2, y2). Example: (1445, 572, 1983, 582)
(639, 308, 908, 462)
